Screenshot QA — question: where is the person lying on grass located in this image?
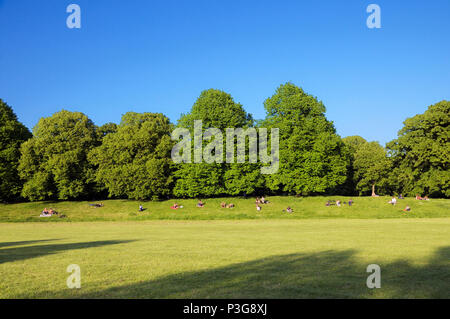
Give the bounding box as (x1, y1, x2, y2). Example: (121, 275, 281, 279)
(226, 203, 234, 208)
(403, 206, 411, 212)
(40, 208, 58, 217)
(89, 203, 104, 208)
(388, 197, 397, 205)
(170, 203, 179, 209)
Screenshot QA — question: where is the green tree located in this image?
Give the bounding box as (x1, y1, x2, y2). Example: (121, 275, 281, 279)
(18, 110, 99, 201)
(342, 136, 368, 195)
(353, 141, 391, 196)
(387, 100, 450, 197)
(173, 89, 261, 197)
(89, 112, 174, 200)
(0, 99, 32, 202)
(261, 83, 350, 195)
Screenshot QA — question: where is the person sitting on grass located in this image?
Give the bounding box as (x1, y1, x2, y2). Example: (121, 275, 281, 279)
(255, 197, 261, 204)
(170, 203, 179, 210)
(286, 206, 293, 213)
(415, 194, 423, 200)
(261, 196, 268, 204)
(399, 194, 404, 199)
(403, 205, 411, 212)
(139, 205, 144, 212)
(336, 200, 341, 207)
(197, 200, 204, 208)
(256, 204, 261, 211)
(220, 202, 226, 208)
(348, 199, 353, 206)
(325, 201, 331, 207)
(388, 197, 397, 205)
(48, 208, 58, 215)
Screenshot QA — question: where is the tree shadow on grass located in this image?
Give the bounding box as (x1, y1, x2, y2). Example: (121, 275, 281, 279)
(0, 240, 136, 264)
(0, 239, 61, 249)
(72, 246, 448, 299)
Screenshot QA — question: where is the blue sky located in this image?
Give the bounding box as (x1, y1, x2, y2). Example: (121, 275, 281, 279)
(1, 0, 449, 145)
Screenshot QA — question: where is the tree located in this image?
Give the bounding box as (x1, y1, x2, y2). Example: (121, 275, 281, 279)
(342, 136, 368, 195)
(261, 83, 350, 195)
(353, 141, 391, 196)
(88, 112, 174, 200)
(18, 110, 99, 201)
(0, 99, 32, 202)
(173, 89, 261, 197)
(387, 100, 450, 197)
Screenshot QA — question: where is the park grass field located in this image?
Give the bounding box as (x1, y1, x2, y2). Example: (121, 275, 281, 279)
(0, 196, 449, 298)
(0, 196, 449, 222)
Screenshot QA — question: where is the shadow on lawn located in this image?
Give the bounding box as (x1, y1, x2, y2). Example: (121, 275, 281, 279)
(0, 240, 135, 264)
(0, 239, 61, 249)
(72, 246, 448, 299)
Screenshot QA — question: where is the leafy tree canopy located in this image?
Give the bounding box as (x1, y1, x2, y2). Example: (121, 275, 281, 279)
(387, 100, 450, 197)
(173, 89, 259, 197)
(0, 99, 32, 202)
(89, 112, 174, 200)
(261, 83, 350, 195)
(18, 110, 98, 201)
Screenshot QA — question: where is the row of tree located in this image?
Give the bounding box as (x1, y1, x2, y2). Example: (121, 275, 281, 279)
(1, 83, 448, 202)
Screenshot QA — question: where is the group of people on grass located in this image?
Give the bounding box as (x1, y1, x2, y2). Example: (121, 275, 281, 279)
(40, 208, 57, 217)
(39, 208, 66, 218)
(325, 199, 353, 207)
(161, 196, 293, 213)
(255, 196, 269, 211)
(221, 202, 235, 208)
(386, 194, 431, 212)
(134, 194, 428, 215)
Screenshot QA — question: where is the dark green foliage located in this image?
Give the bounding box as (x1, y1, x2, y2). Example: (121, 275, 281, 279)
(89, 112, 174, 200)
(173, 89, 261, 197)
(261, 83, 350, 195)
(387, 100, 450, 197)
(352, 141, 391, 195)
(18, 110, 99, 201)
(0, 99, 32, 202)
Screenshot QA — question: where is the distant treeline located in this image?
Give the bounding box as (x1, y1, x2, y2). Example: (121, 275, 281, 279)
(1, 83, 449, 202)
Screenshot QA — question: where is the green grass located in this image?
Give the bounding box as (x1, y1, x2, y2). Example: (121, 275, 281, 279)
(0, 219, 449, 298)
(1, 196, 449, 222)
(1, 196, 449, 298)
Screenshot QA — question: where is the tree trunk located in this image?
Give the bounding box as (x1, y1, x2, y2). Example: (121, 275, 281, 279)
(371, 183, 376, 197)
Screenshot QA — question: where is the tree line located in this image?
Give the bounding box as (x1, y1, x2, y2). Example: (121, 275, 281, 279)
(1, 83, 448, 202)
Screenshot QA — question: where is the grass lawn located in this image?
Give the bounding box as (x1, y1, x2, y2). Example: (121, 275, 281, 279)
(0, 218, 449, 298)
(0, 196, 449, 222)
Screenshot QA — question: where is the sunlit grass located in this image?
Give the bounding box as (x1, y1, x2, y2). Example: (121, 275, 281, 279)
(0, 219, 449, 298)
(1, 196, 448, 222)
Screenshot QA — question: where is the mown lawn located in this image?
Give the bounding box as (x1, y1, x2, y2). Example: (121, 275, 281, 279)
(0, 196, 449, 222)
(0, 219, 449, 298)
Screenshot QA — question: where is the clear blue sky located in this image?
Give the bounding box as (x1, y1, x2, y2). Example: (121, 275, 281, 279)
(1, 0, 449, 145)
